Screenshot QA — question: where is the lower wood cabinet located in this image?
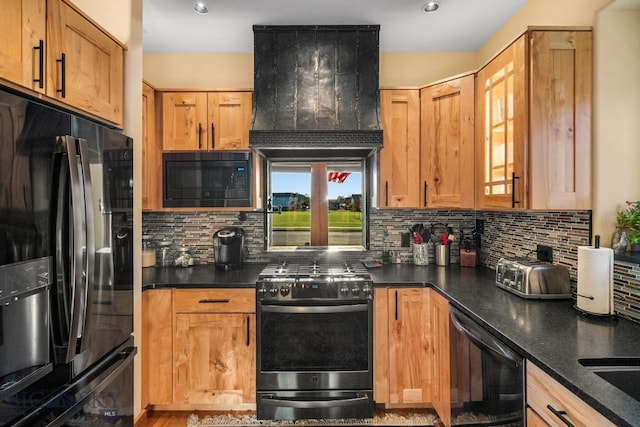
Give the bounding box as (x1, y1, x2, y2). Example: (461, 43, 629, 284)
(430, 290, 451, 425)
(526, 361, 615, 427)
(142, 288, 256, 410)
(374, 287, 433, 406)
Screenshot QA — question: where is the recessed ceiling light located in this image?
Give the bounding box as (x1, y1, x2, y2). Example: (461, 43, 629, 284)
(422, 0, 440, 13)
(193, 0, 209, 15)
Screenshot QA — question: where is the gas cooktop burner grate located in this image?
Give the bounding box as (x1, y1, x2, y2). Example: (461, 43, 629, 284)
(258, 261, 370, 280)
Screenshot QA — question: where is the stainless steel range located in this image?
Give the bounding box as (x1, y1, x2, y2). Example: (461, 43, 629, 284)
(256, 261, 374, 421)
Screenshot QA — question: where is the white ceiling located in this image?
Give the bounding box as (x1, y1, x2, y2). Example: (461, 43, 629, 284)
(143, 0, 528, 53)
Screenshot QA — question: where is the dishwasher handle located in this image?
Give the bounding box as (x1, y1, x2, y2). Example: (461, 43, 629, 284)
(449, 306, 522, 370)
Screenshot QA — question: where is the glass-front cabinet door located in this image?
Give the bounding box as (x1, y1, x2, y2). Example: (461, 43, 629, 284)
(476, 35, 526, 209)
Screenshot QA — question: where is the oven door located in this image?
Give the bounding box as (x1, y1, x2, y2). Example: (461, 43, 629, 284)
(257, 301, 373, 391)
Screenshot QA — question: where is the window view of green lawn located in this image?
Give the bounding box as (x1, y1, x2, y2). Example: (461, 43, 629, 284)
(271, 166, 364, 247)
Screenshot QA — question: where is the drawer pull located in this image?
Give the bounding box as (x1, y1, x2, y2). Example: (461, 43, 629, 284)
(546, 404, 575, 427)
(198, 298, 230, 304)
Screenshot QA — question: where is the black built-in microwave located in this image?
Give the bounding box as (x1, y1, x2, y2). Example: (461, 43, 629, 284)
(163, 151, 253, 207)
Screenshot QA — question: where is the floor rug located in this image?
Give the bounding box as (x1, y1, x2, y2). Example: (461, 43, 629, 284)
(186, 411, 438, 426)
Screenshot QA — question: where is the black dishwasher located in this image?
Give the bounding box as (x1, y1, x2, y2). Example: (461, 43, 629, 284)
(448, 306, 525, 426)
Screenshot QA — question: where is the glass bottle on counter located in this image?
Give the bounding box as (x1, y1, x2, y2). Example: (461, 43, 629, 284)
(142, 235, 156, 267)
(158, 240, 173, 267)
(174, 247, 194, 267)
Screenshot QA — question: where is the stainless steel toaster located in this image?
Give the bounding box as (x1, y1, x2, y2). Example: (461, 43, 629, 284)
(495, 258, 572, 299)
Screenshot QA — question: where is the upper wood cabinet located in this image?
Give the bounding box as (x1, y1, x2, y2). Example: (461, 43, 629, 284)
(0, 0, 124, 127)
(0, 0, 46, 94)
(378, 89, 421, 208)
(209, 92, 253, 150)
(142, 82, 161, 210)
(46, 0, 124, 126)
(420, 74, 475, 209)
(476, 28, 592, 210)
(162, 91, 252, 151)
(374, 287, 433, 406)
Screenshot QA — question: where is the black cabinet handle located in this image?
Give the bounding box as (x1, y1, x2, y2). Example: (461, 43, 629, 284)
(546, 404, 575, 427)
(423, 181, 427, 207)
(198, 123, 203, 149)
(385, 181, 389, 207)
(394, 290, 398, 320)
(198, 299, 230, 304)
(511, 172, 520, 208)
(56, 53, 66, 98)
(211, 123, 215, 149)
(33, 40, 44, 88)
(246, 315, 251, 347)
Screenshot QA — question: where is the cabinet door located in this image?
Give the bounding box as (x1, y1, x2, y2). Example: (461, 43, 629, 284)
(379, 90, 421, 208)
(0, 0, 46, 93)
(142, 289, 173, 406)
(174, 312, 256, 408)
(142, 82, 161, 210)
(46, 0, 124, 126)
(387, 288, 432, 404)
(208, 92, 252, 150)
(162, 92, 208, 151)
(529, 30, 592, 209)
(421, 74, 475, 209)
(431, 291, 451, 426)
(475, 35, 526, 209)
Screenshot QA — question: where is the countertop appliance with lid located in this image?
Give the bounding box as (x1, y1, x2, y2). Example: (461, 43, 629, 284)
(495, 258, 572, 299)
(213, 227, 245, 270)
(256, 261, 374, 421)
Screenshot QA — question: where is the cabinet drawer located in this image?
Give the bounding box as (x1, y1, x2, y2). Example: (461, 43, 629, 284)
(174, 289, 255, 313)
(526, 361, 615, 427)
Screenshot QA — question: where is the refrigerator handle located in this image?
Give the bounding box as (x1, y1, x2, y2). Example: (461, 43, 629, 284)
(58, 136, 90, 363)
(76, 137, 97, 356)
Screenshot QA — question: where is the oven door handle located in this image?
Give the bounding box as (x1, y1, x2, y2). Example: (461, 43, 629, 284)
(260, 394, 370, 409)
(260, 304, 368, 314)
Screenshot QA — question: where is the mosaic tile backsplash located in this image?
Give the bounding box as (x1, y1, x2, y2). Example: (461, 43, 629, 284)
(142, 209, 640, 324)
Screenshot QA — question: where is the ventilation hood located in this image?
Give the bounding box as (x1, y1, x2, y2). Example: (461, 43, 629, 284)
(249, 25, 383, 159)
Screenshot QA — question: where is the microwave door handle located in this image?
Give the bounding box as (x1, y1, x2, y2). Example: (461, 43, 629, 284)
(59, 136, 89, 362)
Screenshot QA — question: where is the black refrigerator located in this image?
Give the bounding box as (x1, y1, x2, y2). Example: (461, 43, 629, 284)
(0, 87, 136, 426)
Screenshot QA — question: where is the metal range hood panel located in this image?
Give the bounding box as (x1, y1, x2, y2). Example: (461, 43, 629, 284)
(250, 25, 383, 158)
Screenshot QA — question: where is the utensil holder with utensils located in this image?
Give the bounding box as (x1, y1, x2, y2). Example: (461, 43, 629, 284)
(413, 243, 429, 265)
(435, 244, 450, 266)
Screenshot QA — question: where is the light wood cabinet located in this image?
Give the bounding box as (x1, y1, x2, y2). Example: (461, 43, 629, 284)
(420, 74, 475, 209)
(430, 291, 451, 425)
(162, 91, 252, 151)
(476, 28, 592, 210)
(374, 287, 432, 405)
(526, 361, 615, 427)
(0, 0, 46, 94)
(142, 82, 161, 210)
(46, 0, 124, 126)
(0, 0, 124, 126)
(378, 89, 421, 208)
(142, 288, 173, 406)
(173, 289, 256, 409)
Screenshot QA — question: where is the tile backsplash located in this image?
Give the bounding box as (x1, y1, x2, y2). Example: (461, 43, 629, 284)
(142, 208, 640, 324)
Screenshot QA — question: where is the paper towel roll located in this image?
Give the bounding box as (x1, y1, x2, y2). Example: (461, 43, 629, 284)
(576, 246, 614, 315)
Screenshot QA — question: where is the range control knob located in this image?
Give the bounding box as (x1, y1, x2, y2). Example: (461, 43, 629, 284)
(340, 285, 350, 297)
(257, 285, 268, 298)
(268, 285, 279, 297)
(280, 284, 291, 297)
(351, 284, 360, 296)
(362, 284, 372, 297)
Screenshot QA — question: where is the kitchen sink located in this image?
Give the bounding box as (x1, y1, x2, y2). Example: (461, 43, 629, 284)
(578, 357, 640, 401)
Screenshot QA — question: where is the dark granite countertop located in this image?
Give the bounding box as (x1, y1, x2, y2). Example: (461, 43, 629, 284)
(141, 263, 640, 426)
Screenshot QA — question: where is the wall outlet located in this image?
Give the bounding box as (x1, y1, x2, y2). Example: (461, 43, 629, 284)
(536, 244, 553, 263)
(401, 232, 411, 247)
(475, 219, 485, 234)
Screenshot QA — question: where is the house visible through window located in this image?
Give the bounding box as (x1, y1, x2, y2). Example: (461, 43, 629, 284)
(268, 161, 365, 249)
